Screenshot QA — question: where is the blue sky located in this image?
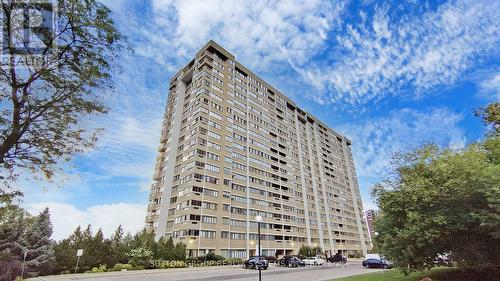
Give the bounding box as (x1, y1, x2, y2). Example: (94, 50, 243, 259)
(23, 0, 499, 240)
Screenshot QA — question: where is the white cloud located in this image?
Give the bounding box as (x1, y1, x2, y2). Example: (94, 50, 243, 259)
(27, 202, 147, 241)
(122, 0, 347, 73)
(476, 73, 500, 101)
(339, 108, 466, 179)
(298, 0, 500, 105)
(93, 114, 162, 179)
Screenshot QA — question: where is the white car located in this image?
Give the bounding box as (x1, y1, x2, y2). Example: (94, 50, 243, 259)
(302, 257, 325, 266)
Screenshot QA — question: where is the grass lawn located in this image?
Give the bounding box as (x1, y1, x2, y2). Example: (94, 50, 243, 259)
(330, 266, 500, 281)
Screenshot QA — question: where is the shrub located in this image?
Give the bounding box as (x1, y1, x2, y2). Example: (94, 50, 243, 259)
(198, 252, 225, 261)
(131, 265, 144, 270)
(127, 248, 153, 268)
(88, 265, 107, 273)
(158, 260, 188, 269)
(298, 245, 322, 259)
(112, 263, 133, 271)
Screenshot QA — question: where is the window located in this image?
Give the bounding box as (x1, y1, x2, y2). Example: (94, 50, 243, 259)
(202, 201, 217, 210)
(208, 120, 222, 129)
(203, 188, 218, 197)
(232, 151, 246, 160)
(233, 142, 246, 151)
(232, 162, 246, 170)
(200, 230, 216, 238)
(205, 163, 220, 173)
(207, 152, 220, 161)
(231, 206, 246, 215)
(209, 111, 223, 121)
(231, 220, 247, 227)
(211, 85, 223, 94)
(232, 173, 246, 181)
(231, 195, 247, 203)
(191, 200, 202, 206)
(211, 102, 223, 111)
(205, 175, 219, 184)
(230, 232, 247, 240)
(231, 183, 246, 192)
(202, 216, 217, 224)
(209, 92, 223, 102)
(207, 141, 221, 150)
(207, 131, 221, 140)
(233, 133, 246, 142)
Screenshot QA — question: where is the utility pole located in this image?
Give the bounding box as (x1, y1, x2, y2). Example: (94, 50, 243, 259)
(256, 215, 262, 281)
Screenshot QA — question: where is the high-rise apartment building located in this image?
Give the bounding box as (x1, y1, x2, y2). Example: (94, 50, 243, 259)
(365, 209, 380, 240)
(145, 41, 369, 259)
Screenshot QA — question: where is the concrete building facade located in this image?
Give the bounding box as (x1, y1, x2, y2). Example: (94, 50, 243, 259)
(145, 41, 369, 259)
(365, 209, 380, 240)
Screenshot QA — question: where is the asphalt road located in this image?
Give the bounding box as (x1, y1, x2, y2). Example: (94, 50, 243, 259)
(30, 263, 383, 281)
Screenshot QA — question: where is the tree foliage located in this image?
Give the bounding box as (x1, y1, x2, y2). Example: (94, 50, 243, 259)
(0, 192, 55, 279)
(0, 0, 127, 185)
(298, 245, 322, 258)
(475, 102, 500, 133)
(51, 225, 188, 274)
(372, 113, 500, 272)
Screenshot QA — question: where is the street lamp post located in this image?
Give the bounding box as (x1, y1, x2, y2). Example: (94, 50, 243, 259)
(256, 215, 262, 281)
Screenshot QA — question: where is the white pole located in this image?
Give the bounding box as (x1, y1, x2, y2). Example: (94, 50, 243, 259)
(21, 250, 27, 279)
(74, 256, 80, 274)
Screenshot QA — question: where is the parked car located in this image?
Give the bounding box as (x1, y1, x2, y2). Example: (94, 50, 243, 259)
(278, 256, 305, 267)
(302, 256, 326, 266)
(244, 256, 269, 270)
(264, 256, 277, 264)
(362, 258, 393, 269)
(433, 253, 452, 266)
(327, 253, 347, 265)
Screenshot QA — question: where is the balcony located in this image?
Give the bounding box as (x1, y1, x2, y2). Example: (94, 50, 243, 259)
(147, 203, 160, 212)
(198, 56, 213, 70)
(153, 171, 163, 181)
(158, 143, 168, 152)
(145, 214, 159, 222)
(160, 134, 168, 143)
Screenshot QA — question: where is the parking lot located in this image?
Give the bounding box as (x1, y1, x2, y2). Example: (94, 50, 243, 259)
(30, 263, 383, 281)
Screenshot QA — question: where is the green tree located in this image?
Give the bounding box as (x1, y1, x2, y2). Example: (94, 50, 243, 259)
(110, 225, 127, 264)
(52, 238, 74, 274)
(127, 247, 153, 268)
(173, 241, 186, 261)
(156, 236, 174, 260)
(475, 102, 500, 132)
(0, 0, 127, 184)
(0, 191, 26, 280)
(298, 245, 322, 258)
(21, 208, 55, 277)
(0, 193, 56, 278)
(372, 138, 500, 272)
(89, 228, 113, 268)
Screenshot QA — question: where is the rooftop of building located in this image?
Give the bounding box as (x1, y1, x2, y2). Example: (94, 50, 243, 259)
(169, 40, 353, 146)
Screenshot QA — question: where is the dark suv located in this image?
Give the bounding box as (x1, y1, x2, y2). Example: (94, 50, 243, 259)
(278, 256, 305, 267)
(244, 256, 269, 270)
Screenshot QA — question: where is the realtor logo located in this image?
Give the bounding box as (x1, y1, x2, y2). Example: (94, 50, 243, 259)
(1, 0, 56, 68)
